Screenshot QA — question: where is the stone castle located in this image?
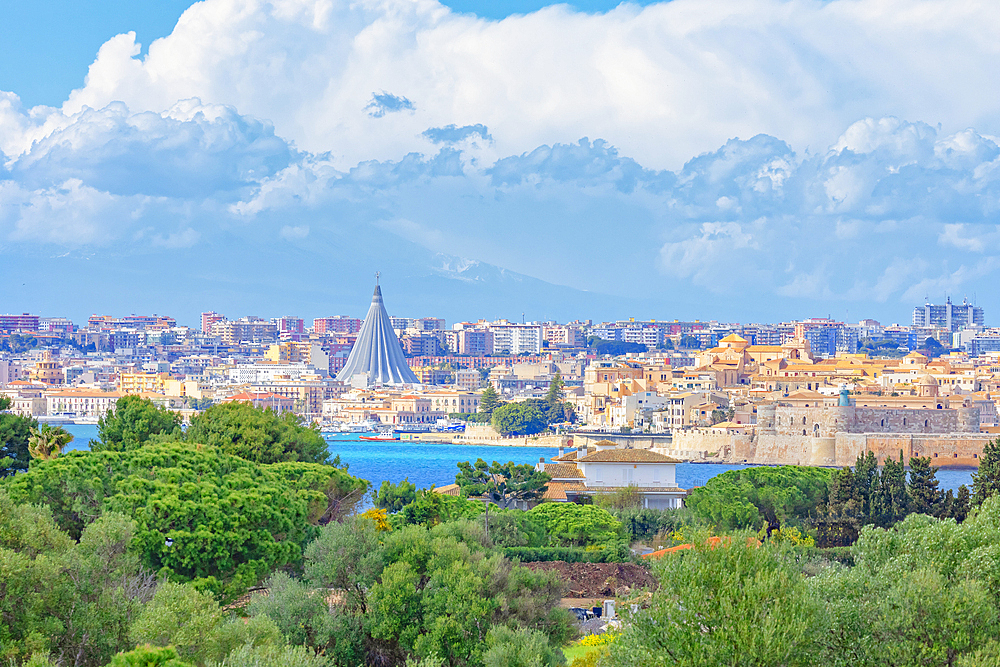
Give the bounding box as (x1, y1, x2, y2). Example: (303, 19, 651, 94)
(668, 380, 991, 468)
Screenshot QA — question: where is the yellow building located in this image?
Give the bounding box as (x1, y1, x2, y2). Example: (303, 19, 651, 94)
(119, 372, 170, 394)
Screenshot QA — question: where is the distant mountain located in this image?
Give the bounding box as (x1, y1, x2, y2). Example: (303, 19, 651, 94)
(2, 227, 641, 326)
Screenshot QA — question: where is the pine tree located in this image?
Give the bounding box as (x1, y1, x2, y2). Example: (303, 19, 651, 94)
(953, 484, 971, 523)
(972, 438, 1000, 506)
(907, 456, 942, 516)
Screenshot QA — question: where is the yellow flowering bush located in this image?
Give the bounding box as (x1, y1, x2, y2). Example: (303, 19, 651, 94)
(578, 632, 616, 647)
(361, 507, 392, 532)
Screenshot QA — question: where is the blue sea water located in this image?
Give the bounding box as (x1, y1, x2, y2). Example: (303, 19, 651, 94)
(57, 423, 975, 494)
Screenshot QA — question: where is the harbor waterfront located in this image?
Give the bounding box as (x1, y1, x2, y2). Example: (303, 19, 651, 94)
(59, 422, 975, 497)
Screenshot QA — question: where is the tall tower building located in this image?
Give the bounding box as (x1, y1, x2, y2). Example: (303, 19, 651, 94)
(912, 297, 984, 332)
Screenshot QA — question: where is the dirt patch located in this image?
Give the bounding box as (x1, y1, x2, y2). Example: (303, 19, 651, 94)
(523, 561, 658, 598)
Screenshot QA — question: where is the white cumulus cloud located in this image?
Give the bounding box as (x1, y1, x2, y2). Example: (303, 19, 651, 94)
(3, 0, 994, 172)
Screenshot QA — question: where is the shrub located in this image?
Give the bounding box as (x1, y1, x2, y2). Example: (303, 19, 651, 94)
(528, 504, 621, 547)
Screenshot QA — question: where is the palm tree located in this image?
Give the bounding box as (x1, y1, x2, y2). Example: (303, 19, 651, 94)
(28, 424, 74, 460)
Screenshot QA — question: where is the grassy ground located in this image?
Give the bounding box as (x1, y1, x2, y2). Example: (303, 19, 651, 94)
(563, 644, 600, 664)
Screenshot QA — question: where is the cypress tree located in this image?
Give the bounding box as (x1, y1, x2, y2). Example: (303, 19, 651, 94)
(873, 451, 907, 528)
(479, 385, 501, 417)
(941, 489, 955, 520)
(854, 451, 879, 523)
(972, 438, 1000, 506)
(907, 456, 942, 516)
(953, 484, 971, 523)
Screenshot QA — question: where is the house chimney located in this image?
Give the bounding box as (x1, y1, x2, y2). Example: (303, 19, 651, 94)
(558, 445, 565, 458)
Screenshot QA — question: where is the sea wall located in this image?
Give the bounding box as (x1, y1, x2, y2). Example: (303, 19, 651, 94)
(450, 423, 568, 447)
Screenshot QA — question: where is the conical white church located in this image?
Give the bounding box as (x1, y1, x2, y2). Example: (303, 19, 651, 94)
(336, 278, 419, 386)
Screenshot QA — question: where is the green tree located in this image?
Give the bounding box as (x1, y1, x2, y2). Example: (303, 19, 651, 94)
(482, 626, 564, 667)
(872, 451, 908, 528)
(0, 395, 10, 410)
(678, 335, 700, 349)
(185, 402, 329, 465)
(587, 339, 646, 356)
(526, 503, 621, 547)
(853, 451, 880, 519)
(685, 466, 831, 533)
(953, 484, 971, 522)
(106, 645, 193, 667)
(813, 507, 1000, 667)
(94, 396, 182, 451)
(543, 374, 565, 422)
(27, 424, 73, 460)
(248, 517, 571, 667)
(455, 459, 551, 509)
(490, 402, 546, 436)
(2, 443, 367, 599)
(972, 438, 1000, 506)
(0, 412, 37, 476)
(605, 536, 822, 667)
(907, 456, 943, 516)
(0, 502, 158, 667)
(392, 490, 485, 529)
(455, 458, 550, 540)
(130, 583, 223, 664)
(376, 478, 418, 513)
(479, 385, 501, 417)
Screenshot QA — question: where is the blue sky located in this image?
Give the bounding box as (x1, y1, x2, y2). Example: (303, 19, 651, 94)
(2, 0, 999, 327)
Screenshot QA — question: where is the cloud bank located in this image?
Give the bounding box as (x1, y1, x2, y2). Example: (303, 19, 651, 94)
(2, 0, 1000, 323)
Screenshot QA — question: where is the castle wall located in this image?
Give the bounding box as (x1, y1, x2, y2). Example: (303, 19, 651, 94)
(769, 405, 975, 438)
(669, 426, 989, 469)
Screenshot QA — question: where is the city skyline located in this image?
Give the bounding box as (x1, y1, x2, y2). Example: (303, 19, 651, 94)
(0, 292, 990, 333)
(4, 1, 1000, 324)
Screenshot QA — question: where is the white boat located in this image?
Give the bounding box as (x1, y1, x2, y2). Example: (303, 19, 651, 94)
(344, 420, 378, 433)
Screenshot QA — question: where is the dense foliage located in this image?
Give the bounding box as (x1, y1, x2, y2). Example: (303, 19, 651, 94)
(490, 402, 548, 435)
(245, 516, 574, 667)
(0, 499, 155, 667)
(608, 497, 1000, 666)
(0, 410, 36, 476)
(1, 443, 366, 597)
(587, 338, 647, 356)
(391, 489, 486, 528)
(455, 458, 551, 508)
(686, 466, 832, 532)
(527, 503, 622, 547)
(94, 396, 183, 451)
(93, 397, 332, 466)
(822, 452, 971, 546)
(185, 402, 330, 464)
(374, 477, 417, 513)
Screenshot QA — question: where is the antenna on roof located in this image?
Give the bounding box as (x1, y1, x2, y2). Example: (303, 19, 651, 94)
(375, 271, 380, 285)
